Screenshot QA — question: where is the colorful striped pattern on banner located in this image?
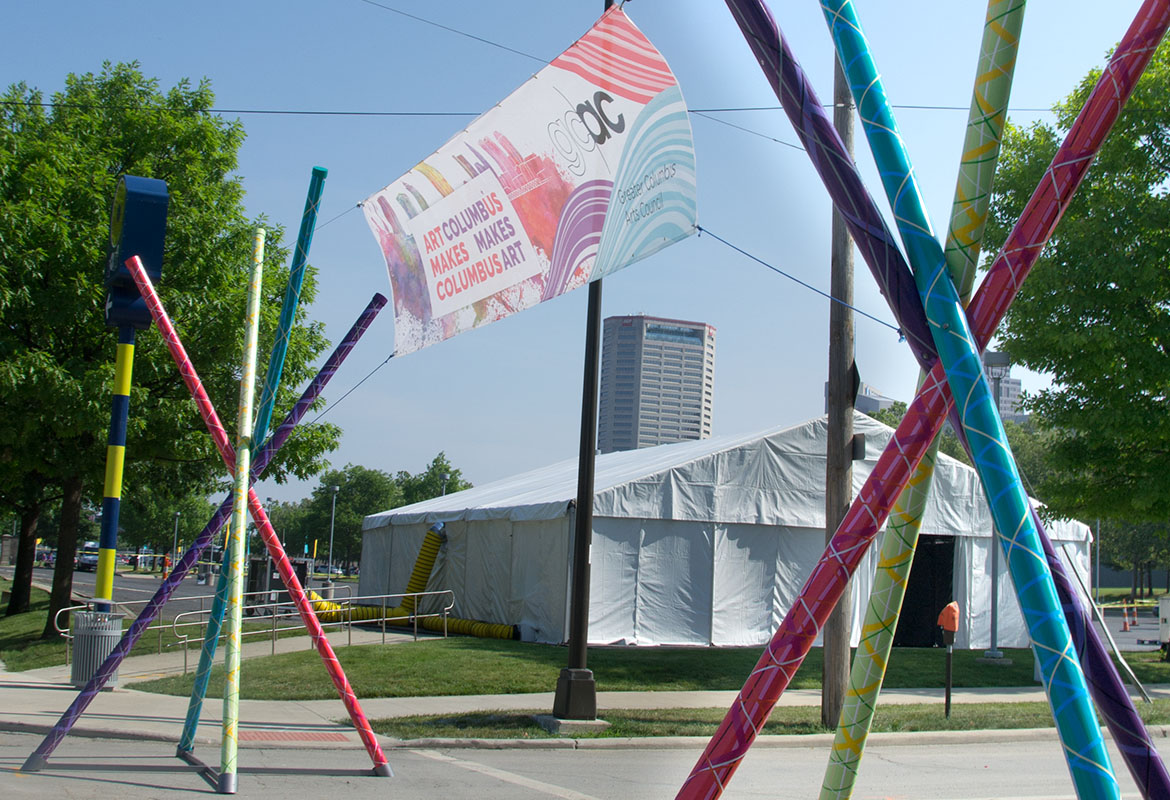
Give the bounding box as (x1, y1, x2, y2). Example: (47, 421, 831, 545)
(551, 6, 675, 104)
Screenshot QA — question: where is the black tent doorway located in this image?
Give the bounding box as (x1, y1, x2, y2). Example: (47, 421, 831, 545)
(893, 534, 955, 648)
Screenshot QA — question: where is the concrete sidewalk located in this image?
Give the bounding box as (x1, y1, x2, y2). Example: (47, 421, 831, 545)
(3, 628, 1168, 754)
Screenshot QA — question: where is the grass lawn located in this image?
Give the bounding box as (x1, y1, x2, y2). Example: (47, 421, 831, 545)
(369, 699, 1170, 740)
(132, 634, 1169, 701)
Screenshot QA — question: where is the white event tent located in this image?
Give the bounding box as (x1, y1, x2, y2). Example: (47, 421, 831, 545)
(360, 412, 1092, 649)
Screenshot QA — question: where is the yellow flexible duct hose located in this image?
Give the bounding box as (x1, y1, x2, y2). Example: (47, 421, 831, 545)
(399, 529, 443, 614)
(306, 523, 518, 640)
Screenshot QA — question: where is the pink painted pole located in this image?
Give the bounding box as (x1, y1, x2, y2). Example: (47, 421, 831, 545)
(124, 256, 391, 777)
(679, 2, 1170, 796)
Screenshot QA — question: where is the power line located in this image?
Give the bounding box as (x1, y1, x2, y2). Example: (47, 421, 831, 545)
(356, 0, 548, 64)
(306, 353, 395, 426)
(0, 98, 1055, 120)
(696, 225, 903, 337)
(690, 110, 805, 151)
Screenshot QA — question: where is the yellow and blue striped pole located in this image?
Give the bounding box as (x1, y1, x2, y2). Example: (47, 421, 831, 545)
(95, 325, 136, 611)
(219, 228, 265, 795)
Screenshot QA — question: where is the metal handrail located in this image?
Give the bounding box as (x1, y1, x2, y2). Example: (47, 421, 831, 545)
(51, 582, 359, 663)
(170, 588, 456, 674)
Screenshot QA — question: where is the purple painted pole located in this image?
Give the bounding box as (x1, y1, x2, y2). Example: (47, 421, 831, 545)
(22, 293, 388, 771)
(1033, 505, 1170, 796)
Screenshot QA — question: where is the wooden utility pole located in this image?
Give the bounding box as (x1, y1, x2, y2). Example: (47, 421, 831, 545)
(822, 56, 856, 728)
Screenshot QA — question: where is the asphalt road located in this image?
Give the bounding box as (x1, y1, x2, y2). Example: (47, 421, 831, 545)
(3, 566, 350, 623)
(0, 730, 1160, 799)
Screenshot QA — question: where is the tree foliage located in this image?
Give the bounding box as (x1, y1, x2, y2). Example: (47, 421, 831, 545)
(983, 39, 1170, 522)
(0, 63, 338, 624)
(273, 454, 472, 574)
(395, 452, 472, 506)
(865, 403, 972, 467)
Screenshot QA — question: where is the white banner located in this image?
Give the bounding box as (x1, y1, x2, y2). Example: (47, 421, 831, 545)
(364, 7, 697, 355)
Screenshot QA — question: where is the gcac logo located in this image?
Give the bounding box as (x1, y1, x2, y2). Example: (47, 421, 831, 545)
(576, 91, 625, 145)
(548, 91, 627, 177)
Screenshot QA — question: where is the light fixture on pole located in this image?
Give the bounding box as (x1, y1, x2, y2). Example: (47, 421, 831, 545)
(327, 485, 340, 582)
(982, 350, 1012, 662)
(440, 472, 450, 496)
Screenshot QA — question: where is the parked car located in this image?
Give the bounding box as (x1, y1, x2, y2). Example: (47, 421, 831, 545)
(76, 542, 100, 571)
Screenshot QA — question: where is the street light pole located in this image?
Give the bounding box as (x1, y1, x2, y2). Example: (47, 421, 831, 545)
(327, 485, 339, 581)
(982, 351, 1011, 661)
(171, 511, 180, 580)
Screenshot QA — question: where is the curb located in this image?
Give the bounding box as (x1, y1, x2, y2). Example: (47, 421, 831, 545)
(5, 718, 1169, 752)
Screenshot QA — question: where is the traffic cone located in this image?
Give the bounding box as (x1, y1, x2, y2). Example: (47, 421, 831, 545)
(1122, 607, 1130, 632)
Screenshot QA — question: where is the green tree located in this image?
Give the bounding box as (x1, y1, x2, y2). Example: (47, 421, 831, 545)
(1099, 519, 1170, 598)
(118, 493, 216, 558)
(293, 465, 403, 576)
(866, 403, 972, 467)
(0, 63, 339, 632)
(395, 452, 472, 506)
(983, 38, 1170, 522)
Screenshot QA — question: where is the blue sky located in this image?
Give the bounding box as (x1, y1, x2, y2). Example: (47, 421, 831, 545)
(3, 1, 1147, 503)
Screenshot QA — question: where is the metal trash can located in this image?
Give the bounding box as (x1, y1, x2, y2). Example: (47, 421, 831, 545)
(71, 610, 123, 689)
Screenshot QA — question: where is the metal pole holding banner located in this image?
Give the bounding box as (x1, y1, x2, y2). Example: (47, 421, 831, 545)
(554, 278, 602, 721)
(552, 0, 613, 723)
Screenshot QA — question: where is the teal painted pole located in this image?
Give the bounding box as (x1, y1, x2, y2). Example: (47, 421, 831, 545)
(251, 166, 326, 447)
(820, 3, 1117, 798)
(180, 167, 324, 751)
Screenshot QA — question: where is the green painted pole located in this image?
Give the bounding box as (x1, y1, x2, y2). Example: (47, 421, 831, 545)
(218, 229, 265, 795)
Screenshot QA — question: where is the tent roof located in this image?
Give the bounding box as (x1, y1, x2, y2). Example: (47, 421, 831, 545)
(363, 412, 1089, 542)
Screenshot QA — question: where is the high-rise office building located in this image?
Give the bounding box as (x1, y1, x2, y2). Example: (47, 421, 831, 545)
(597, 315, 716, 454)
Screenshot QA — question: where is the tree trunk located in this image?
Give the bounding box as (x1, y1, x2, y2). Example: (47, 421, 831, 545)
(5, 506, 41, 616)
(42, 474, 83, 639)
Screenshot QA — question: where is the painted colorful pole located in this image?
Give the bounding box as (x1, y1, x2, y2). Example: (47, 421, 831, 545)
(822, 4, 1025, 797)
(216, 229, 264, 795)
(121, 255, 391, 776)
(176, 292, 385, 753)
(823, 3, 1117, 796)
(182, 167, 326, 752)
(93, 325, 136, 612)
(22, 293, 386, 772)
(679, 3, 1170, 797)
(251, 167, 327, 447)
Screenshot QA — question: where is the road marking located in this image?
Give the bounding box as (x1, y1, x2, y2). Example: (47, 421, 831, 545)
(415, 749, 603, 800)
